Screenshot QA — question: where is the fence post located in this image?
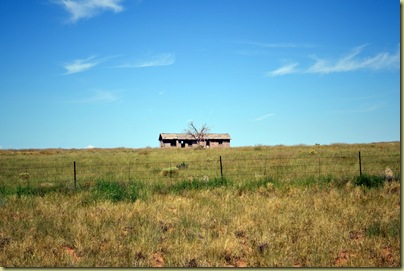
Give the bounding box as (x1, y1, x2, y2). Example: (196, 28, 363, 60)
(74, 161, 77, 188)
(358, 151, 362, 176)
(128, 160, 131, 181)
(219, 156, 223, 179)
(318, 156, 321, 179)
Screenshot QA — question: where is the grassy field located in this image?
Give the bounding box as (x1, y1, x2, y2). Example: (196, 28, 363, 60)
(0, 142, 401, 267)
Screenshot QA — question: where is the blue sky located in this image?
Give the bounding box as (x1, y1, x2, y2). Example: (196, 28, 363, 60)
(0, 0, 400, 149)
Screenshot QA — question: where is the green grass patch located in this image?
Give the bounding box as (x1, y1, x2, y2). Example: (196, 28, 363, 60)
(354, 174, 385, 188)
(160, 167, 179, 177)
(365, 219, 400, 238)
(91, 180, 145, 203)
(170, 177, 231, 194)
(15, 183, 72, 198)
(237, 177, 276, 192)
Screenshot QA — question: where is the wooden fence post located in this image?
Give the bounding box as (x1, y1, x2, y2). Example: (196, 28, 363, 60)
(128, 160, 131, 181)
(74, 161, 77, 188)
(358, 151, 362, 176)
(219, 156, 223, 179)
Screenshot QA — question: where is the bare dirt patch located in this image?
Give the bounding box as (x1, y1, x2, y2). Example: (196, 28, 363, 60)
(151, 252, 164, 267)
(63, 246, 81, 262)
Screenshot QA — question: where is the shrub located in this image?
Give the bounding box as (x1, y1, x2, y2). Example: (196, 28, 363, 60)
(354, 174, 385, 188)
(16, 184, 32, 198)
(170, 177, 231, 194)
(91, 180, 144, 203)
(176, 162, 188, 169)
(365, 219, 400, 238)
(236, 177, 279, 194)
(254, 144, 263, 151)
(94, 180, 125, 202)
(127, 181, 144, 202)
(161, 167, 179, 177)
(15, 183, 69, 197)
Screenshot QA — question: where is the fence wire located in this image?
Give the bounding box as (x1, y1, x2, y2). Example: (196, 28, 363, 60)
(0, 153, 400, 189)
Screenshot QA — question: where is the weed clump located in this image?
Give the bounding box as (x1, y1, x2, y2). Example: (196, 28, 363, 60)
(92, 180, 143, 202)
(171, 177, 230, 194)
(94, 180, 125, 202)
(354, 174, 385, 188)
(238, 177, 274, 191)
(15, 183, 70, 197)
(176, 162, 188, 169)
(365, 219, 400, 238)
(160, 167, 179, 177)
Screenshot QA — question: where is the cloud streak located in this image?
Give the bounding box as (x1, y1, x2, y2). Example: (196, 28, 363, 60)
(115, 53, 176, 68)
(335, 101, 387, 115)
(62, 54, 174, 74)
(267, 45, 400, 76)
(62, 56, 101, 75)
(239, 41, 315, 49)
(254, 113, 274, 122)
(266, 63, 298, 77)
(73, 90, 123, 104)
(355, 102, 387, 113)
(243, 41, 299, 48)
(53, 0, 124, 23)
(62, 55, 119, 74)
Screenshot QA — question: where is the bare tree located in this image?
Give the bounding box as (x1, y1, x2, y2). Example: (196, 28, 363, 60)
(185, 121, 210, 147)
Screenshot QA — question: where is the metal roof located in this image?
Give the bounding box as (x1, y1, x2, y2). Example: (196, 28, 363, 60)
(159, 133, 231, 140)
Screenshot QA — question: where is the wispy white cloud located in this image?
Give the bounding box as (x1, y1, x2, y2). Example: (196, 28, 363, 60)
(267, 45, 400, 76)
(53, 0, 124, 23)
(335, 101, 387, 114)
(62, 56, 100, 75)
(85, 144, 95, 149)
(244, 41, 299, 48)
(114, 53, 175, 68)
(62, 55, 119, 75)
(355, 102, 387, 113)
(73, 90, 123, 104)
(307, 45, 399, 74)
(253, 113, 274, 122)
(239, 41, 315, 49)
(236, 41, 314, 57)
(266, 63, 299, 77)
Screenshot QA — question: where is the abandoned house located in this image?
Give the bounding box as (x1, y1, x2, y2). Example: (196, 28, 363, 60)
(159, 133, 231, 148)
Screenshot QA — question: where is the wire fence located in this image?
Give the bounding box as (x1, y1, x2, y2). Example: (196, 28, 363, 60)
(0, 152, 400, 189)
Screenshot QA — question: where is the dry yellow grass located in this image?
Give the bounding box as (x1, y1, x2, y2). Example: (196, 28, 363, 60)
(0, 142, 400, 267)
(0, 180, 400, 267)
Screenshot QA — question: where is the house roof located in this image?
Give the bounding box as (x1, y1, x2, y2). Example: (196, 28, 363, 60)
(159, 133, 231, 141)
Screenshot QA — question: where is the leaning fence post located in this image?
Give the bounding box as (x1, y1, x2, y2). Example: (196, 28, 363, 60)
(74, 161, 77, 188)
(128, 160, 131, 181)
(358, 151, 362, 176)
(219, 156, 223, 179)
